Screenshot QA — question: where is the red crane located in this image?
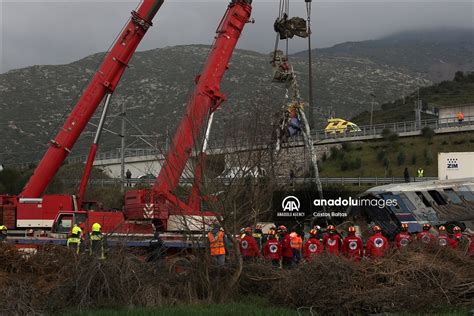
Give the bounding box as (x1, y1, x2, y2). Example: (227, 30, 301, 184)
(21, 0, 165, 198)
(124, 0, 253, 231)
(0, 0, 165, 230)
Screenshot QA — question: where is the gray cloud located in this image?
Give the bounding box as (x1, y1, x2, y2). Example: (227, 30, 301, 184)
(1, 0, 473, 73)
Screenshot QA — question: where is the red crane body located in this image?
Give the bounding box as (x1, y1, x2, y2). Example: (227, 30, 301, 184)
(0, 0, 164, 230)
(21, 0, 164, 198)
(124, 0, 253, 231)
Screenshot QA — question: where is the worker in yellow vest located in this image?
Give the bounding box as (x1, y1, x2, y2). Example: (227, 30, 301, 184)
(417, 168, 424, 178)
(89, 223, 106, 259)
(67, 225, 82, 254)
(0, 225, 8, 242)
(207, 223, 226, 266)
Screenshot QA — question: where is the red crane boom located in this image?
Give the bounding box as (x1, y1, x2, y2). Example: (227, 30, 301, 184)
(124, 0, 252, 230)
(21, 0, 164, 198)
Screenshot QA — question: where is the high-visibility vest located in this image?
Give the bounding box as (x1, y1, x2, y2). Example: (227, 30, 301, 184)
(67, 237, 81, 254)
(89, 233, 106, 259)
(208, 231, 225, 256)
(417, 168, 424, 177)
(290, 235, 302, 250)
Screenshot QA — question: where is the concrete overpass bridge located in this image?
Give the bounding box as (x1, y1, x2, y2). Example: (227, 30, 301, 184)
(65, 115, 474, 179)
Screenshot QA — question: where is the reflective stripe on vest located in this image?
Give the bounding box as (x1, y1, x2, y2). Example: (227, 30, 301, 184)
(208, 231, 225, 256)
(290, 236, 302, 249)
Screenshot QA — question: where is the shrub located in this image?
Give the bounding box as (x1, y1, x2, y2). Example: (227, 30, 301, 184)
(341, 142, 353, 152)
(421, 127, 435, 140)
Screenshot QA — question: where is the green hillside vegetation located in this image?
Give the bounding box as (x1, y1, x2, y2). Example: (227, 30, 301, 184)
(318, 131, 474, 178)
(352, 71, 474, 126)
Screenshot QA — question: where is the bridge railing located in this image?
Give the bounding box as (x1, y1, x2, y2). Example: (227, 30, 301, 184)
(59, 176, 438, 187)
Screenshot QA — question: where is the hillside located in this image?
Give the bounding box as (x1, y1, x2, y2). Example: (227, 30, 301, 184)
(293, 29, 474, 82)
(351, 71, 474, 125)
(0, 44, 431, 165)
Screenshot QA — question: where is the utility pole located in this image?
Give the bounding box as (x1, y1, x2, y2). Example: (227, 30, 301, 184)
(306, 0, 313, 128)
(120, 102, 126, 193)
(370, 92, 376, 127)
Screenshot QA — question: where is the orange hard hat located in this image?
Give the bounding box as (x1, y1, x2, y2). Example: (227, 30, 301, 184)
(373, 225, 381, 232)
(453, 226, 461, 232)
(348, 226, 356, 233)
(327, 225, 335, 231)
(255, 224, 262, 230)
(309, 229, 318, 236)
(423, 223, 431, 230)
(438, 225, 446, 231)
(401, 223, 409, 229)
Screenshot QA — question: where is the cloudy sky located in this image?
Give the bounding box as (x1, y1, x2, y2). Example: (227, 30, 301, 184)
(0, 0, 472, 73)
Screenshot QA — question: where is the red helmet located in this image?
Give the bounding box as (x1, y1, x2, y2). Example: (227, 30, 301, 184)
(327, 225, 335, 231)
(244, 227, 252, 233)
(453, 226, 461, 232)
(309, 229, 318, 236)
(438, 225, 446, 231)
(348, 226, 356, 233)
(401, 223, 409, 231)
(278, 225, 287, 233)
(373, 225, 382, 233)
(255, 224, 262, 230)
(423, 224, 431, 231)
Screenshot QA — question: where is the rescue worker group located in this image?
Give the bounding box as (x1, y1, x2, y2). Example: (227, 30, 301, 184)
(66, 223, 106, 259)
(207, 223, 474, 267)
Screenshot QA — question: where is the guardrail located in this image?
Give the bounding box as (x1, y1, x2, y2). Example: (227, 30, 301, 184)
(60, 176, 439, 187)
(8, 116, 474, 166)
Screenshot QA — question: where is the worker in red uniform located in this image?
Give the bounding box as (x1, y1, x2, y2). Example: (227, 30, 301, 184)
(365, 226, 389, 258)
(303, 228, 323, 260)
(278, 225, 293, 268)
(451, 226, 463, 249)
(394, 223, 412, 249)
(264, 229, 282, 267)
(342, 226, 363, 261)
(323, 225, 342, 255)
(416, 223, 435, 245)
(239, 227, 261, 261)
(467, 234, 474, 255)
(437, 226, 452, 248)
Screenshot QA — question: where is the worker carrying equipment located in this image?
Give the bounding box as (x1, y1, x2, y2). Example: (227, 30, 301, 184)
(240, 227, 261, 261)
(89, 222, 106, 259)
(303, 228, 323, 260)
(394, 223, 412, 248)
(274, 13, 308, 40)
(0, 225, 7, 242)
(342, 226, 363, 261)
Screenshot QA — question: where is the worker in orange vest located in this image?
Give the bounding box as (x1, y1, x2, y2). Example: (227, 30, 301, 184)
(457, 111, 464, 125)
(290, 231, 303, 264)
(342, 226, 363, 261)
(207, 223, 226, 266)
(365, 226, 389, 258)
(303, 228, 323, 260)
